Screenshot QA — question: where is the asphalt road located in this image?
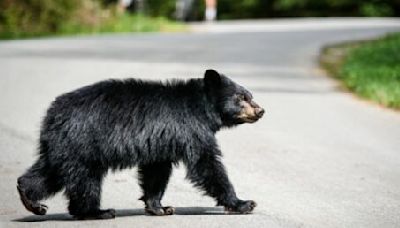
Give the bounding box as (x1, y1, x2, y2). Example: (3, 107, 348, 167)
(1, 18, 400, 228)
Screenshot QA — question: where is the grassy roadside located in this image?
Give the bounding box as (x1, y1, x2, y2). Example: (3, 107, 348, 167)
(0, 14, 186, 40)
(320, 33, 400, 110)
(59, 14, 186, 36)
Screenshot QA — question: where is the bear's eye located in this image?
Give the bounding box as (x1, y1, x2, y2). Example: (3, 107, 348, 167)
(237, 94, 245, 101)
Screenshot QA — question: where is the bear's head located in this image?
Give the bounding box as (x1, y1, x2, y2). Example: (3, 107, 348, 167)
(204, 69, 265, 126)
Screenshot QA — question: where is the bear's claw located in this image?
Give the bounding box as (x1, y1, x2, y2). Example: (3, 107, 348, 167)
(225, 200, 257, 214)
(145, 206, 175, 216)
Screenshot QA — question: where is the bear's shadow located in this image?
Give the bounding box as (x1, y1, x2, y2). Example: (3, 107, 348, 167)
(14, 207, 237, 222)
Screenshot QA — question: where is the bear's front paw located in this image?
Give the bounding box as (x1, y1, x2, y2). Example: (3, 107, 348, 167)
(225, 200, 257, 214)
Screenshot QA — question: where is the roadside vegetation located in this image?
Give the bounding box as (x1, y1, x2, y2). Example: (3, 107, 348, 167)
(1, 0, 399, 40)
(146, 0, 400, 19)
(320, 33, 400, 110)
(0, 0, 185, 39)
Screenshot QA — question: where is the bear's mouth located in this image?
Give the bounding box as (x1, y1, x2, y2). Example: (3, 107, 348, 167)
(236, 114, 261, 123)
(241, 116, 260, 123)
(237, 108, 264, 123)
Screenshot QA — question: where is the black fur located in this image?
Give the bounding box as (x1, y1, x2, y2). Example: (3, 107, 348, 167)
(17, 69, 263, 219)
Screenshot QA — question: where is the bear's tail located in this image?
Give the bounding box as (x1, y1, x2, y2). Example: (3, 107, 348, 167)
(17, 154, 62, 215)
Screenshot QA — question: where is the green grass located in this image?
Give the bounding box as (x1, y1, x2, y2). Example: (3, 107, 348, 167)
(0, 14, 186, 40)
(59, 14, 186, 35)
(320, 33, 400, 109)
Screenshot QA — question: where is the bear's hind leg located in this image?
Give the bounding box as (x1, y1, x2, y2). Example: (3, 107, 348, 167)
(17, 158, 63, 215)
(65, 168, 115, 220)
(138, 162, 174, 216)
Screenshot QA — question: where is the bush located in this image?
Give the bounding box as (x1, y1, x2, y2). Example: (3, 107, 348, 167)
(0, 0, 82, 38)
(0, 0, 185, 39)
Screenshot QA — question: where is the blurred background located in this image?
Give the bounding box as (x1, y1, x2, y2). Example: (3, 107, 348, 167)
(1, 0, 400, 38)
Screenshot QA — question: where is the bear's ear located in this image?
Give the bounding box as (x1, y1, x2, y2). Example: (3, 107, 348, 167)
(204, 69, 221, 89)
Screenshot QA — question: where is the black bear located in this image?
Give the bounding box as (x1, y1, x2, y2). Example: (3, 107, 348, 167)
(17, 69, 264, 220)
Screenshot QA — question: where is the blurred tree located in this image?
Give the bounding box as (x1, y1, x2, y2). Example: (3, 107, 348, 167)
(360, 2, 394, 17)
(216, 0, 400, 19)
(218, 0, 275, 19)
(146, 0, 176, 17)
(271, 0, 399, 17)
(138, 0, 399, 20)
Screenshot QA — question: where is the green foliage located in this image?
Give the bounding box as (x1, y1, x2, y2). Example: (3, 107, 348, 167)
(360, 2, 394, 17)
(215, 0, 400, 19)
(321, 33, 400, 110)
(218, 0, 274, 19)
(340, 33, 400, 109)
(1, 0, 398, 39)
(0, 0, 82, 38)
(59, 13, 186, 35)
(271, 0, 396, 16)
(0, 0, 185, 39)
(146, 0, 176, 17)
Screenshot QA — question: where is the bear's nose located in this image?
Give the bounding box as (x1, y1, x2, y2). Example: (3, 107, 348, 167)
(255, 108, 265, 118)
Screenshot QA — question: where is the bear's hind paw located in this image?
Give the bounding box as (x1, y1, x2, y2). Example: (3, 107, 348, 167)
(17, 185, 48, 215)
(74, 209, 116, 220)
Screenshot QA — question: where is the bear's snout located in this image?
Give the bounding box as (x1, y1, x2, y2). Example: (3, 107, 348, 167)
(255, 107, 265, 118)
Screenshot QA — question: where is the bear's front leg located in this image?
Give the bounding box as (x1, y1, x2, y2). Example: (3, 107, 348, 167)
(185, 150, 256, 214)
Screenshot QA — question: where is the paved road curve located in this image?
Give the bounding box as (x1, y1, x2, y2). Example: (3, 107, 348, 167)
(1, 18, 400, 228)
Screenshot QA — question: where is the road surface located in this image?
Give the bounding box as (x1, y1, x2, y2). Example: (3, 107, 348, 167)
(1, 18, 400, 228)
